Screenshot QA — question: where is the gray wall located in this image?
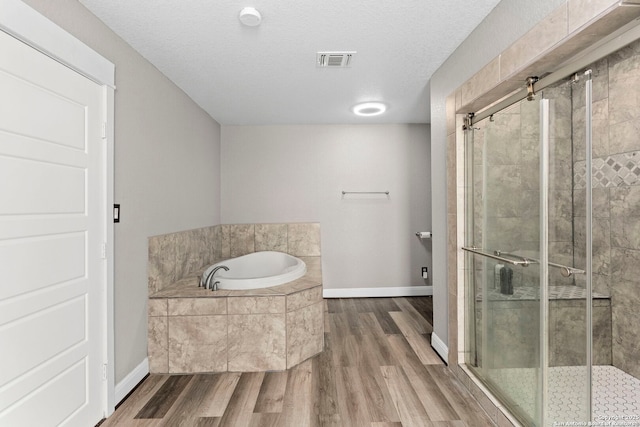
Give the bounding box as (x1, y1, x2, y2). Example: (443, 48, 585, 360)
(221, 124, 431, 291)
(429, 0, 565, 352)
(22, 0, 222, 382)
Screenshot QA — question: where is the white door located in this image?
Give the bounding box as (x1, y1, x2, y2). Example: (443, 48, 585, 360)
(0, 29, 106, 426)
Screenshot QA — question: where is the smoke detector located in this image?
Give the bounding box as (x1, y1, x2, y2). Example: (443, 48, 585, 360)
(239, 7, 261, 27)
(317, 51, 356, 68)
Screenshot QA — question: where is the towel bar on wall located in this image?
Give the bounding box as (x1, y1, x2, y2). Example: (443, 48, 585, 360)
(341, 191, 389, 195)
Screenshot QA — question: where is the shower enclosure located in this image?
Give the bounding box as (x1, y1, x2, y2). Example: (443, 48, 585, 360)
(463, 40, 640, 426)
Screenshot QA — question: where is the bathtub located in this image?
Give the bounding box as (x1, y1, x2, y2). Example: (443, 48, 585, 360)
(202, 251, 307, 290)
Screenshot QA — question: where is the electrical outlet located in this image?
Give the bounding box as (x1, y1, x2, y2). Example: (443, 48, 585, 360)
(422, 267, 428, 279)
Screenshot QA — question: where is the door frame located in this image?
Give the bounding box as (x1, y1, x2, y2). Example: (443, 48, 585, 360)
(0, 0, 116, 417)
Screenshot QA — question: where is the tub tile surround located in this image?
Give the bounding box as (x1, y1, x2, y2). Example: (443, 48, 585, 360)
(228, 313, 286, 371)
(148, 272, 323, 374)
(254, 223, 288, 252)
(147, 222, 323, 374)
(168, 315, 228, 373)
(148, 222, 321, 296)
(148, 315, 169, 373)
(148, 233, 177, 295)
(447, 1, 640, 425)
(286, 301, 323, 369)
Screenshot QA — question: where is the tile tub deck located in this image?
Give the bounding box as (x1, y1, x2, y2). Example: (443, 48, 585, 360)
(147, 256, 323, 374)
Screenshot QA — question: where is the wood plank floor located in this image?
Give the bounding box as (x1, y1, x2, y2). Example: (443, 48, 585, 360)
(100, 297, 493, 427)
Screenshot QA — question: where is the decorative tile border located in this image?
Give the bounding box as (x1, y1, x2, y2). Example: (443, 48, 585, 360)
(574, 151, 640, 188)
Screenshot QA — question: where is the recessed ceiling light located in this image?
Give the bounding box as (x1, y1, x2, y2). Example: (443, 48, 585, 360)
(239, 7, 261, 27)
(352, 102, 387, 116)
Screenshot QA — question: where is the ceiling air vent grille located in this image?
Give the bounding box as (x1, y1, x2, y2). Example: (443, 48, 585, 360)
(317, 51, 356, 68)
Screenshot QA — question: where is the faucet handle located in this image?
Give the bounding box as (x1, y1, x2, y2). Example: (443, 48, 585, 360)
(211, 281, 220, 291)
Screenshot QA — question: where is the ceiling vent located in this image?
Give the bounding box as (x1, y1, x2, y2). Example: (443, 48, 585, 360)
(317, 51, 356, 68)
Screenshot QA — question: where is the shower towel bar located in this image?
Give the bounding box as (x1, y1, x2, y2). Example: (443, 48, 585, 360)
(494, 250, 585, 277)
(462, 247, 530, 266)
(341, 191, 389, 195)
(462, 247, 585, 277)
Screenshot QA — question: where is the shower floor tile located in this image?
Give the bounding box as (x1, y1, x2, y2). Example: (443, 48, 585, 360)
(483, 365, 640, 425)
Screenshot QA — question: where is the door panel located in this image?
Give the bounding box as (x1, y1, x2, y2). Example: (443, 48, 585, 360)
(0, 156, 86, 215)
(0, 295, 86, 386)
(0, 29, 105, 426)
(0, 233, 85, 299)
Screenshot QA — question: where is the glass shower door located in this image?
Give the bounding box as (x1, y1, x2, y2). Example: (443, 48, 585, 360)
(465, 96, 543, 426)
(465, 74, 594, 426)
(540, 76, 592, 425)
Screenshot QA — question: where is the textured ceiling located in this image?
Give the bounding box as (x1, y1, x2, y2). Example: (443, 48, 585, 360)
(79, 0, 501, 125)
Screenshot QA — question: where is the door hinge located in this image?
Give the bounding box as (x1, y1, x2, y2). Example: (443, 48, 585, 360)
(101, 122, 107, 139)
(102, 364, 107, 381)
(101, 243, 107, 259)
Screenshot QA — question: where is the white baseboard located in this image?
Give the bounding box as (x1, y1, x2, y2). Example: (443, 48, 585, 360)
(323, 286, 432, 298)
(431, 333, 449, 364)
(115, 358, 149, 405)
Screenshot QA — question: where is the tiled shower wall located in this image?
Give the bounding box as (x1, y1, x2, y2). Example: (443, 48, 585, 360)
(148, 222, 321, 294)
(571, 39, 640, 380)
(470, 87, 575, 289)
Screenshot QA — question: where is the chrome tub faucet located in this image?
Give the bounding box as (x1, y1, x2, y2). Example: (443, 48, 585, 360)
(201, 265, 229, 290)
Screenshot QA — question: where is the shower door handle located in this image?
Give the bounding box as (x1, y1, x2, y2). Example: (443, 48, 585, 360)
(461, 247, 530, 266)
(462, 247, 585, 277)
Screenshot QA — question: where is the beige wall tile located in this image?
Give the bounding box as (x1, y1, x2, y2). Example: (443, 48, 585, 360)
(204, 225, 218, 266)
(501, 5, 568, 80)
(175, 228, 210, 279)
(148, 316, 168, 373)
(168, 297, 227, 316)
(229, 224, 255, 257)
(148, 233, 176, 295)
(288, 223, 321, 256)
(568, 0, 617, 33)
(299, 256, 322, 283)
(447, 213, 457, 296)
(286, 302, 324, 369)
(213, 224, 223, 260)
(446, 92, 457, 136)
(446, 133, 457, 216)
(271, 279, 318, 295)
(255, 223, 288, 252)
(148, 298, 168, 317)
(228, 314, 286, 371)
(448, 291, 458, 366)
(149, 225, 220, 296)
(220, 224, 231, 259)
(286, 286, 323, 312)
(460, 57, 500, 107)
(168, 315, 228, 373)
(456, 281, 465, 355)
(227, 296, 286, 314)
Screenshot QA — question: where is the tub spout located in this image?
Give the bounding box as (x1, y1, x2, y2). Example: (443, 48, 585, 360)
(203, 265, 229, 290)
